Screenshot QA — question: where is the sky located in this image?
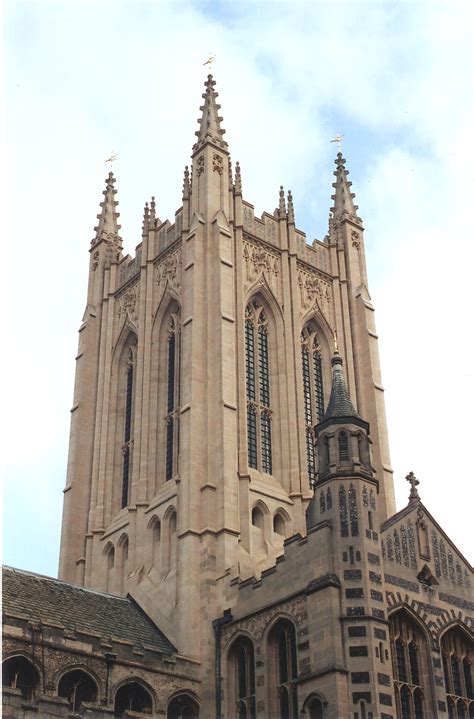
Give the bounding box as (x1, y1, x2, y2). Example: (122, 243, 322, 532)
(2, 0, 473, 577)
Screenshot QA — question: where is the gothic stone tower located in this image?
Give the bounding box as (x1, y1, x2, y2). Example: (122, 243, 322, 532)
(58, 74, 397, 712)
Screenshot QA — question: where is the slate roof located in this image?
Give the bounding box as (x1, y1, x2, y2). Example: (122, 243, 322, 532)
(2, 566, 175, 654)
(323, 353, 360, 419)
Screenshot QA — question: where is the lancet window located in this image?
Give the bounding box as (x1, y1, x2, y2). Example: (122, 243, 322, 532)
(121, 347, 135, 508)
(390, 611, 431, 718)
(245, 301, 272, 474)
(441, 627, 473, 718)
(301, 326, 324, 487)
(268, 619, 298, 718)
(165, 311, 181, 481)
(228, 636, 256, 719)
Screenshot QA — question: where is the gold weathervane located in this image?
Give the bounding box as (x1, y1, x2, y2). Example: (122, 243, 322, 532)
(105, 152, 118, 167)
(203, 53, 216, 67)
(330, 134, 344, 152)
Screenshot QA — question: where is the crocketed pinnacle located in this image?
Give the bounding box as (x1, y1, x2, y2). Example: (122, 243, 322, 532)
(193, 74, 228, 153)
(234, 161, 242, 195)
(183, 166, 190, 200)
(323, 350, 360, 420)
(278, 186, 286, 219)
(150, 196, 156, 222)
(93, 172, 122, 245)
(287, 190, 295, 225)
(142, 201, 150, 232)
(330, 153, 361, 223)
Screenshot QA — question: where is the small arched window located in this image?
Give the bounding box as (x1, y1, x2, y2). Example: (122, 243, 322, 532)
(301, 325, 325, 487)
(2, 656, 39, 700)
(338, 430, 349, 462)
(114, 681, 153, 717)
(268, 619, 298, 718)
(245, 300, 272, 475)
(105, 544, 115, 592)
(118, 535, 129, 592)
(165, 310, 181, 481)
(167, 694, 199, 719)
(151, 519, 161, 566)
(273, 513, 285, 536)
(251, 506, 264, 531)
(306, 696, 324, 719)
(228, 636, 256, 719)
(58, 669, 98, 712)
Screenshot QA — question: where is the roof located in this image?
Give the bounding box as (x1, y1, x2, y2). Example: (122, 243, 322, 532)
(323, 353, 360, 419)
(2, 566, 175, 655)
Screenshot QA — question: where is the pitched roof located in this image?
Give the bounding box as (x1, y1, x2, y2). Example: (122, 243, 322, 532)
(2, 566, 175, 654)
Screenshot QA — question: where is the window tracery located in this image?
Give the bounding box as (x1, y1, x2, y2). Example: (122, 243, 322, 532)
(2, 656, 39, 700)
(390, 611, 431, 719)
(301, 325, 324, 487)
(441, 627, 473, 718)
(114, 681, 153, 716)
(268, 620, 298, 718)
(58, 670, 98, 712)
(245, 300, 272, 474)
(228, 636, 256, 719)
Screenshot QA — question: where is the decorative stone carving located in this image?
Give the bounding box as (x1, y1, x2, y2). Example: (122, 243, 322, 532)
(156, 247, 182, 298)
(92, 250, 100, 271)
(213, 153, 223, 174)
(196, 156, 205, 176)
(117, 282, 139, 324)
(351, 229, 361, 250)
(242, 239, 281, 300)
(221, 594, 307, 647)
(297, 265, 332, 322)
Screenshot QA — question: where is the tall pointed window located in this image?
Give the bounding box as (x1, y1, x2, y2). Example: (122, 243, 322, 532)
(122, 347, 135, 508)
(228, 636, 256, 719)
(268, 619, 298, 718)
(441, 626, 473, 718)
(165, 311, 181, 481)
(390, 611, 432, 718)
(301, 326, 324, 487)
(245, 300, 272, 474)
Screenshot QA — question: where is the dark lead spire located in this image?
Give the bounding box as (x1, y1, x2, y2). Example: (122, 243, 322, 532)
(193, 74, 228, 154)
(323, 350, 359, 420)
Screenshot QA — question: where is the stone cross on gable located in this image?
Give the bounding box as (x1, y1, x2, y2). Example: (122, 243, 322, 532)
(406, 471, 420, 502)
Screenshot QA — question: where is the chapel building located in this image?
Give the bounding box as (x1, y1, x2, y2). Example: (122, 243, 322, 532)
(2, 74, 473, 719)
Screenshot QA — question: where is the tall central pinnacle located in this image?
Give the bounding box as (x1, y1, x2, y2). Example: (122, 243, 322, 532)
(330, 153, 362, 224)
(193, 74, 228, 155)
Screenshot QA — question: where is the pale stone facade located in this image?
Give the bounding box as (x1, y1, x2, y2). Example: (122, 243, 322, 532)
(3, 75, 472, 719)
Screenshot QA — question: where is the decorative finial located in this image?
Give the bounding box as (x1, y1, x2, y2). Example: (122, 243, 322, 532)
(149, 196, 156, 222)
(333, 330, 339, 354)
(183, 166, 190, 200)
(278, 186, 286, 219)
(193, 73, 227, 153)
(406, 471, 420, 502)
(203, 53, 216, 67)
(142, 201, 149, 232)
(287, 190, 295, 224)
(330, 134, 344, 152)
(234, 161, 242, 195)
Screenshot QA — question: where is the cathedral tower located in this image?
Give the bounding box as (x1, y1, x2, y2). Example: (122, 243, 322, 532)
(58, 73, 395, 661)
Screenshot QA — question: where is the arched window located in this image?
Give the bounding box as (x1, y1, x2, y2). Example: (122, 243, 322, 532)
(338, 430, 349, 462)
(301, 325, 325, 487)
(118, 535, 129, 592)
(2, 655, 39, 700)
(273, 513, 285, 536)
(122, 346, 135, 508)
(245, 300, 272, 475)
(441, 626, 474, 714)
(306, 696, 323, 719)
(58, 669, 98, 712)
(268, 619, 298, 718)
(105, 544, 115, 592)
(165, 310, 181, 481)
(390, 611, 432, 718)
(151, 518, 161, 567)
(251, 506, 264, 531)
(228, 636, 256, 719)
(167, 694, 200, 718)
(114, 681, 153, 717)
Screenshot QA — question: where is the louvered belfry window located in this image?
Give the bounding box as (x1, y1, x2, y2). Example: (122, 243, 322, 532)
(121, 348, 134, 508)
(301, 326, 324, 487)
(245, 301, 272, 474)
(165, 311, 181, 481)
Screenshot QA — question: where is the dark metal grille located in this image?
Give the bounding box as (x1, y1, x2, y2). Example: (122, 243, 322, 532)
(165, 419, 174, 481)
(245, 303, 272, 474)
(313, 350, 324, 421)
(167, 333, 175, 413)
(261, 411, 272, 475)
(121, 358, 134, 508)
(339, 431, 350, 461)
(258, 325, 270, 407)
(247, 406, 257, 469)
(245, 319, 255, 401)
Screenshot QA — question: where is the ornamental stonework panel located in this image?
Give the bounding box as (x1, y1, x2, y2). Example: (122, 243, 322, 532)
(116, 281, 140, 326)
(297, 265, 333, 323)
(155, 246, 182, 299)
(243, 239, 281, 301)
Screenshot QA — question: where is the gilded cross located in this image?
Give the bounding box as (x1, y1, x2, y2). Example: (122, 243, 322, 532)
(406, 471, 420, 502)
(330, 134, 345, 152)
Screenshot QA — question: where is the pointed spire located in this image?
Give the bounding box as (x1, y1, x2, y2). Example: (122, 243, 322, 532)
(278, 186, 286, 219)
(193, 74, 228, 154)
(142, 201, 149, 232)
(330, 153, 361, 223)
(323, 349, 360, 420)
(182, 166, 190, 200)
(93, 172, 122, 245)
(287, 190, 295, 225)
(234, 161, 242, 195)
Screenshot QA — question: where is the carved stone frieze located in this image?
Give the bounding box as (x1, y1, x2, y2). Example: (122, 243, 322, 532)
(243, 239, 281, 300)
(116, 281, 140, 325)
(221, 593, 307, 648)
(297, 265, 333, 322)
(155, 247, 182, 298)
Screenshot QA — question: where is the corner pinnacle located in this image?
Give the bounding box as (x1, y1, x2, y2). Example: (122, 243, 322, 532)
(193, 74, 228, 154)
(92, 171, 122, 247)
(278, 186, 286, 219)
(182, 166, 190, 201)
(234, 161, 242, 195)
(287, 190, 295, 225)
(330, 152, 362, 224)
